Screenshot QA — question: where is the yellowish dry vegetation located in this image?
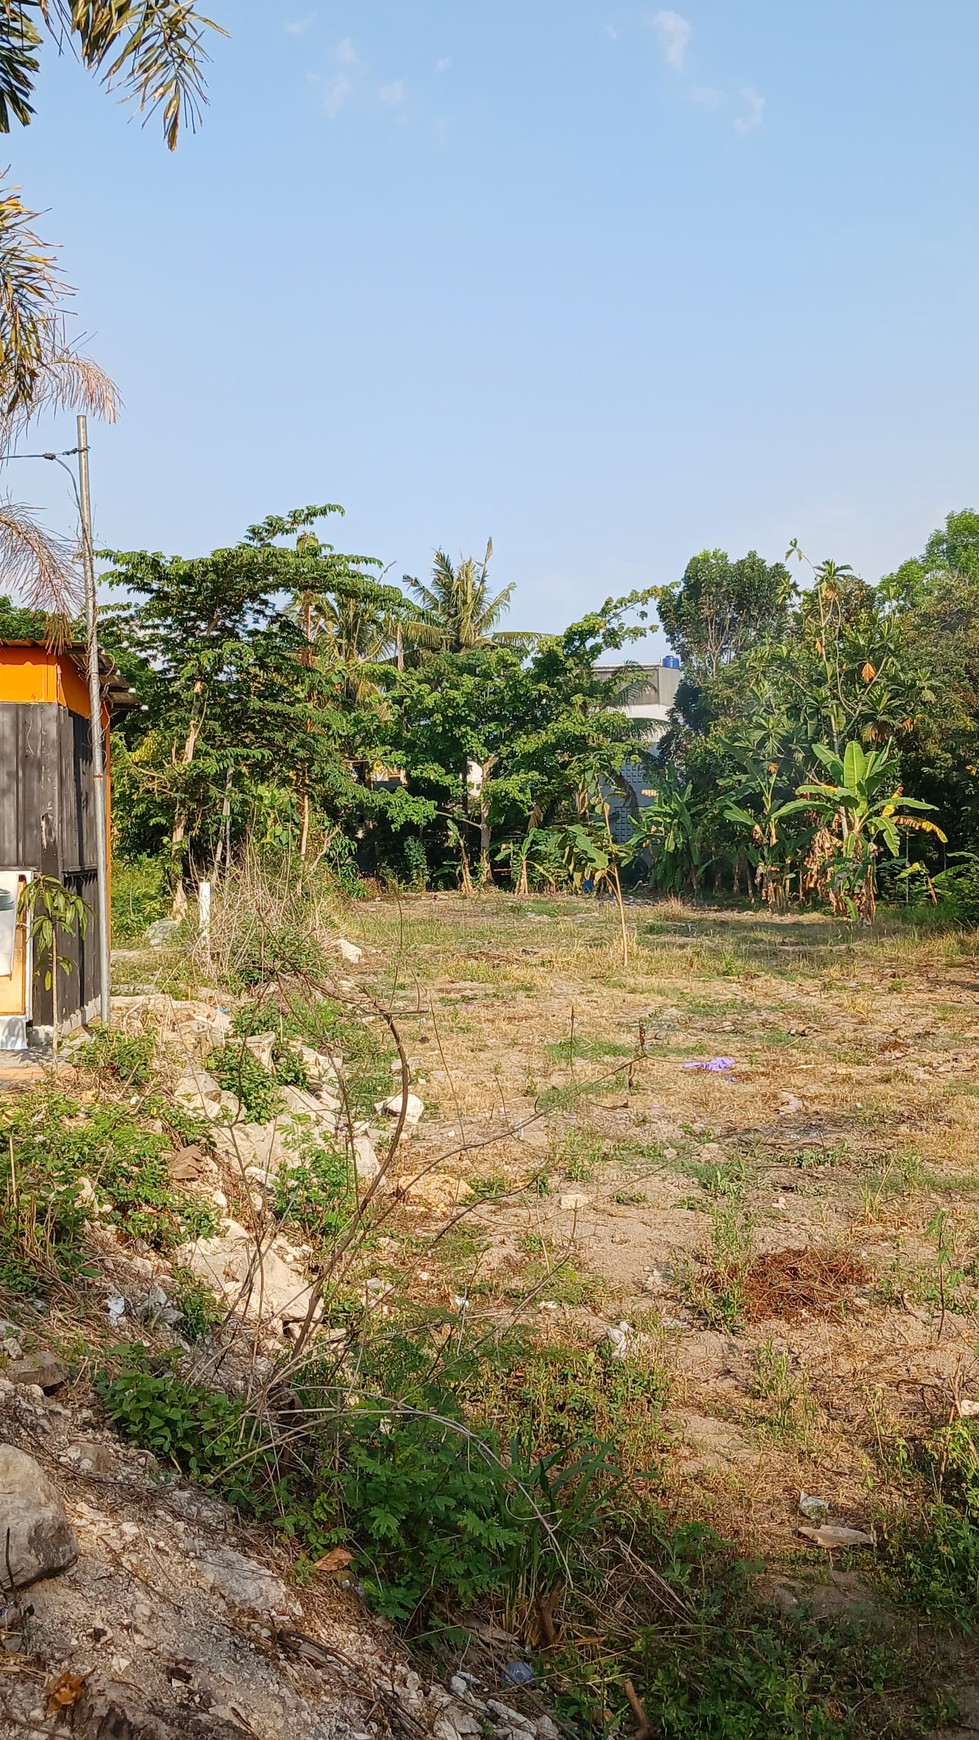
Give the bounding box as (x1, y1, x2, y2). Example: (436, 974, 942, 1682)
(336, 891, 979, 1551)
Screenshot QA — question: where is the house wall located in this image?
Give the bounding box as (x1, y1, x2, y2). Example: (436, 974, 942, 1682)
(0, 652, 106, 1030)
(602, 662, 683, 845)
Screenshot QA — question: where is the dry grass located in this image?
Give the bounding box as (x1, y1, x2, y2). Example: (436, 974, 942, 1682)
(137, 880, 979, 1554)
(312, 890, 979, 1547)
(740, 1246, 870, 1322)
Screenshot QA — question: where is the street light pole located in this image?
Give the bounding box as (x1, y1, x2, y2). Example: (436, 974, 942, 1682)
(76, 414, 111, 1026)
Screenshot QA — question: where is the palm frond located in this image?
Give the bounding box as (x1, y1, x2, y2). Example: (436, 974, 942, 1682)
(0, 4, 41, 132)
(28, 341, 119, 420)
(0, 179, 65, 413)
(39, 1, 225, 149)
(0, 495, 80, 617)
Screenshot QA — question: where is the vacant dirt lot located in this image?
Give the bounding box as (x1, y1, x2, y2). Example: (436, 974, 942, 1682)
(344, 892, 979, 1556)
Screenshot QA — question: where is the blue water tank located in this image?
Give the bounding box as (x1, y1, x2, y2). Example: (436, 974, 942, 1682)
(662, 655, 681, 669)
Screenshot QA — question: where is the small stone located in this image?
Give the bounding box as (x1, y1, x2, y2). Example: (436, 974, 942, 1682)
(145, 917, 180, 947)
(0, 1445, 77, 1587)
(173, 1069, 223, 1111)
(377, 1090, 424, 1127)
(281, 1085, 338, 1124)
(353, 1135, 381, 1182)
(7, 1352, 67, 1393)
(63, 1440, 116, 1476)
(603, 1321, 632, 1359)
(168, 1144, 206, 1182)
(195, 1544, 298, 1617)
(243, 1031, 276, 1069)
(559, 1191, 592, 1211)
(337, 938, 364, 964)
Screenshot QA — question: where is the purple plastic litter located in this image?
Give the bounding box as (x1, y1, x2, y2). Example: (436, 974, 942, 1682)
(682, 1057, 735, 1072)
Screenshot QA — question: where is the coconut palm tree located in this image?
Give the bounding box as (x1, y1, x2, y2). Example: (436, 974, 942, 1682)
(403, 540, 536, 655)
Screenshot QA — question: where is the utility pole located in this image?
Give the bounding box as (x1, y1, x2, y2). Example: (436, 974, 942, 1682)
(77, 414, 111, 1026)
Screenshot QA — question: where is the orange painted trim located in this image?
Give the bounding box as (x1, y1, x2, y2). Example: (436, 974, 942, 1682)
(0, 648, 93, 717)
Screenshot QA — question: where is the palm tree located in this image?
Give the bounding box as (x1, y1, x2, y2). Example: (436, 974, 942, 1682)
(0, 185, 118, 617)
(0, 3, 220, 151)
(0, 1, 220, 614)
(404, 540, 536, 654)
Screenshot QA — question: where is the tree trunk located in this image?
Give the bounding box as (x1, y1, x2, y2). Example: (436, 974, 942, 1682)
(169, 700, 204, 917)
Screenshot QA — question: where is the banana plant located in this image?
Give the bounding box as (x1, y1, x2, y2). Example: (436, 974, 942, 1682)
(626, 778, 712, 894)
(779, 740, 946, 919)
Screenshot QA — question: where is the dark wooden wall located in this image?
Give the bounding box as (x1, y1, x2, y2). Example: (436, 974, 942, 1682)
(0, 700, 104, 1027)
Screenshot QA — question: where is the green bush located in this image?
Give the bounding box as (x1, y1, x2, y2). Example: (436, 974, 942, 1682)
(209, 1045, 284, 1121)
(930, 853, 979, 925)
(275, 1141, 351, 1241)
(77, 1026, 156, 1087)
(883, 1419, 979, 1626)
(0, 1092, 219, 1293)
(563, 1514, 943, 1740)
(111, 856, 170, 944)
(224, 917, 330, 992)
(169, 1269, 224, 1342)
(99, 1354, 273, 1508)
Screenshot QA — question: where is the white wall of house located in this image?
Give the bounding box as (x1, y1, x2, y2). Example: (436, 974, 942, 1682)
(597, 662, 682, 842)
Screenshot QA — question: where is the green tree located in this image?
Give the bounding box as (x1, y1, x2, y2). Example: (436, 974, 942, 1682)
(657, 549, 795, 678)
(886, 516, 979, 856)
(781, 741, 945, 920)
(404, 541, 534, 655)
(101, 508, 403, 907)
(384, 591, 654, 890)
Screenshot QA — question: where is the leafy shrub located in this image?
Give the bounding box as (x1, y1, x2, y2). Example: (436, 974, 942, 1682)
(169, 1269, 224, 1342)
(883, 1419, 979, 1626)
(931, 853, 979, 925)
(553, 1513, 942, 1740)
(97, 1324, 616, 1632)
(111, 855, 170, 944)
(0, 1092, 219, 1292)
(209, 1045, 284, 1121)
(99, 1353, 273, 1508)
(275, 1142, 351, 1240)
(224, 917, 330, 992)
(77, 1026, 156, 1087)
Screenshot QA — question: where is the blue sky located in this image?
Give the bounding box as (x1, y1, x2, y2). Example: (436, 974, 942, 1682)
(14, 1, 979, 645)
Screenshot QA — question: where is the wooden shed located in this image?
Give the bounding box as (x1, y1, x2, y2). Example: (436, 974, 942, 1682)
(0, 641, 136, 1048)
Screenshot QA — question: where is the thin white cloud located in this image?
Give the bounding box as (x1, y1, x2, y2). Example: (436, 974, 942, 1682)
(733, 86, 765, 136)
(285, 12, 316, 35)
(436, 56, 451, 74)
(310, 69, 353, 117)
(689, 84, 725, 110)
(378, 80, 406, 108)
(651, 9, 691, 72)
(309, 37, 362, 119)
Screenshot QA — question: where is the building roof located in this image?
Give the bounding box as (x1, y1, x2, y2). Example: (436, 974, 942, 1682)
(0, 640, 139, 712)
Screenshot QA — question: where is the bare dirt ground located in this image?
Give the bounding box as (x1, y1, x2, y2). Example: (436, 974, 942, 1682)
(343, 892, 979, 1559)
